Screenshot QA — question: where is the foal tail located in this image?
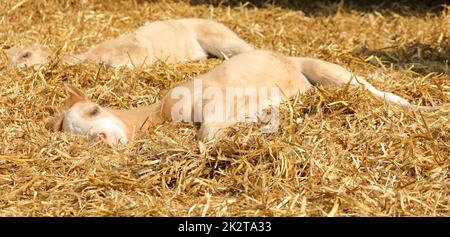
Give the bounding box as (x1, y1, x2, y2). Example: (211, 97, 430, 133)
(289, 56, 447, 111)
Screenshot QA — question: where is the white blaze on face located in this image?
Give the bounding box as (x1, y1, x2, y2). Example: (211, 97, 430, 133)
(62, 102, 128, 145)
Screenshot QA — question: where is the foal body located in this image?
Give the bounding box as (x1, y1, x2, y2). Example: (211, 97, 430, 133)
(8, 18, 253, 67)
(46, 50, 446, 145)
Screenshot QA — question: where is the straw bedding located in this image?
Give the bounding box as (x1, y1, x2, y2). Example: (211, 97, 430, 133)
(0, 0, 449, 216)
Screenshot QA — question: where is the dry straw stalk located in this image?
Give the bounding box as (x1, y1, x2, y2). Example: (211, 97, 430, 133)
(0, 0, 449, 216)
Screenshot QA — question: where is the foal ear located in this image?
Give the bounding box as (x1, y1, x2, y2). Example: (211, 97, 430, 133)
(65, 84, 87, 99)
(45, 114, 64, 131)
(64, 84, 88, 107)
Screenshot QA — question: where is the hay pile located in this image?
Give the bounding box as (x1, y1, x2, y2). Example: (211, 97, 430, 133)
(0, 0, 449, 216)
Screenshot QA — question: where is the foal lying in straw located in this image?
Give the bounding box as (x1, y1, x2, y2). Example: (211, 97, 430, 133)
(46, 50, 446, 146)
(7, 18, 253, 68)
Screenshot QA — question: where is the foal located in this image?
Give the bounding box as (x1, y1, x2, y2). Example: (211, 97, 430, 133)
(46, 50, 446, 145)
(8, 18, 253, 68)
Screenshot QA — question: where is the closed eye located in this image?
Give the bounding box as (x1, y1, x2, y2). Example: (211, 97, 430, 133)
(22, 51, 32, 58)
(90, 106, 100, 117)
